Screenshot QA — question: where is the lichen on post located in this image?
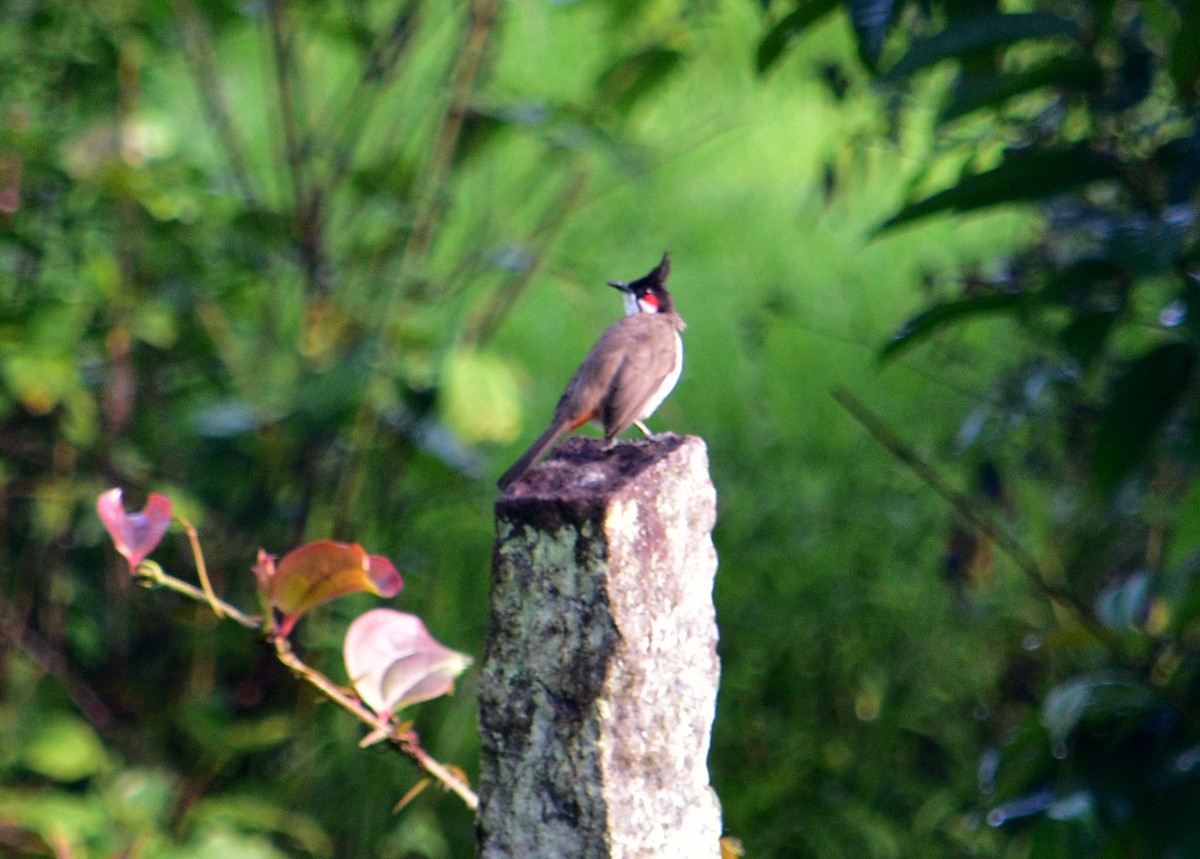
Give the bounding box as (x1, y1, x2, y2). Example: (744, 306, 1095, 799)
(478, 433, 722, 859)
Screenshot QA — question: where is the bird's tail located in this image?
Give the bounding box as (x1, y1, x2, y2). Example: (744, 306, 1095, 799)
(496, 419, 573, 490)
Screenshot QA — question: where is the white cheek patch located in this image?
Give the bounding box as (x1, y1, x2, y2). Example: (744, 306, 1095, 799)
(636, 295, 660, 314)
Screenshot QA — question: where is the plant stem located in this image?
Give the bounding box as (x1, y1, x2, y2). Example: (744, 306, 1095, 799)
(177, 514, 224, 618)
(273, 635, 479, 810)
(831, 387, 1119, 647)
(135, 562, 260, 630)
(135, 563, 479, 810)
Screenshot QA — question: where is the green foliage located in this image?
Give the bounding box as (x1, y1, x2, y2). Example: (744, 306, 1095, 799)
(5, 0, 1162, 857)
(762, 0, 1200, 853)
(0, 0, 660, 855)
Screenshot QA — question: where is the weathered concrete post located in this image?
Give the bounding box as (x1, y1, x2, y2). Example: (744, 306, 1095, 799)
(478, 434, 722, 859)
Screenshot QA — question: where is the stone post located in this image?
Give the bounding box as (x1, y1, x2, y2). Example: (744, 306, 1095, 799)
(478, 434, 722, 859)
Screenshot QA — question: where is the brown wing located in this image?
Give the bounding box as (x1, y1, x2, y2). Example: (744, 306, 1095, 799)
(551, 320, 632, 424)
(595, 314, 679, 438)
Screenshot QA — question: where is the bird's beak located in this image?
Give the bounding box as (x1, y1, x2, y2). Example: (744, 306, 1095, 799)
(607, 280, 632, 293)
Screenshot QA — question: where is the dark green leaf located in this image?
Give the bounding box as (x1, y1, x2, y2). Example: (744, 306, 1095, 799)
(1103, 211, 1191, 276)
(595, 47, 684, 114)
(846, 0, 896, 69)
(1169, 3, 1200, 103)
(877, 146, 1122, 233)
(1060, 310, 1121, 370)
(884, 13, 1080, 81)
(756, 0, 841, 75)
(880, 291, 1026, 361)
(1041, 258, 1129, 307)
(940, 56, 1103, 123)
(1092, 342, 1196, 493)
(1158, 131, 1200, 206)
(453, 104, 549, 166)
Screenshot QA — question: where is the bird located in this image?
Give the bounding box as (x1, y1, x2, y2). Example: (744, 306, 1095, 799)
(497, 253, 685, 489)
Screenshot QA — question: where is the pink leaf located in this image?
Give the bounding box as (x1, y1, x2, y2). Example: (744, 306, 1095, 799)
(258, 541, 403, 636)
(343, 608, 472, 715)
(366, 554, 403, 598)
(96, 488, 172, 570)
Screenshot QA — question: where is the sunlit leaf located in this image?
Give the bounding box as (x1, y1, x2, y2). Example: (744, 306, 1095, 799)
(1092, 342, 1195, 493)
(344, 608, 472, 715)
(756, 0, 840, 75)
(441, 348, 522, 443)
(884, 13, 1079, 81)
(877, 146, 1122, 233)
(257, 542, 404, 637)
(22, 715, 108, 782)
(96, 488, 173, 570)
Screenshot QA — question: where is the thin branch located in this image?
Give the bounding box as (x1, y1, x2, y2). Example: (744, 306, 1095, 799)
(320, 1, 423, 201)
(395, 0, 501, 286)
(273, 636, 479, 810)
(265, 0, 326, 294)
(266, 0, 308, 211)
(831, 387, 1118, 646)
(134, 562, 260, 630)
(0, 594, 115, 730)
(168, 0, 259, 205)
(177, 515, 224, 618)
(462, 166, 590, 348)
(133, 563, 478, 809)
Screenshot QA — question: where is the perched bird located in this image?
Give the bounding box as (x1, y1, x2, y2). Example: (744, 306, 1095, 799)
(497, 253, 684, 489)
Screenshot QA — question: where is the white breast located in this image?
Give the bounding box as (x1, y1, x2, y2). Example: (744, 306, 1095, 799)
(639, 331, 683, 420)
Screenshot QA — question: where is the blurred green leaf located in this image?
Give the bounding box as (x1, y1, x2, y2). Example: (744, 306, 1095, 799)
(0, 788, 108, 845)
(756, 0, 841, 74)
(1041, 258, 1129, 306)
(1092, 342, 1195, 493)
(22, 715, 107, 782)
(189, 797, 332, 858)
(106, 768, 176, 833)
(595, 46, 684, 114)
(1041, 672, 1159, 746)
(940, 56, 1103, 123)
(884, 13, 1079, 81)
(1060, 310, 1121, 369)
(847, 0, 896, 69)
(881, 291, 1026, 361)
(877, 146, 1122, 233)
(167, 825, 293, 859)
(1169, 3, 1200, 102)
(440, 348, 521, 444)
